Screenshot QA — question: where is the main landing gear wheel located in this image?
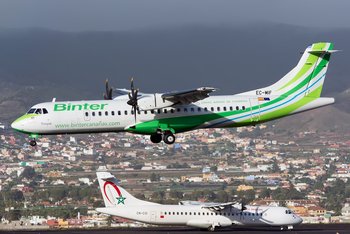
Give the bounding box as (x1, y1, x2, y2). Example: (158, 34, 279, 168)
(150, 134, 162, 144)
(163, 132, 175, 145)
(30, 140, 37, 147)
(208, 226, 215, 232)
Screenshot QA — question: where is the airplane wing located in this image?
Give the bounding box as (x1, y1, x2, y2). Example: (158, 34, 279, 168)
(201, 202, 236, 211)
(161, 87, 218, 105)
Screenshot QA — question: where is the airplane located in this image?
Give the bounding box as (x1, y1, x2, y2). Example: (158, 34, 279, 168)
(96, 172, 303, 231)
(11, 42, 339, 146)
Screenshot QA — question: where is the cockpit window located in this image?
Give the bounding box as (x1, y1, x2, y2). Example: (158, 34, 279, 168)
(27, 108, 36, 114)
(35, 109, 42, 114)
(285, 210, 293, 214)
(43, 108, 48, 114)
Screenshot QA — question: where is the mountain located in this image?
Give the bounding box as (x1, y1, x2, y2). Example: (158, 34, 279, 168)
(0, 24, 349, 131)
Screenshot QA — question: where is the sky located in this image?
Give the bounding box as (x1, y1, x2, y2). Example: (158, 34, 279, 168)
(1, 0, 350, 32)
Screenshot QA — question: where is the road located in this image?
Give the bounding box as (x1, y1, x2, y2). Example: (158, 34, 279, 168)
(2, 224, 350, 234)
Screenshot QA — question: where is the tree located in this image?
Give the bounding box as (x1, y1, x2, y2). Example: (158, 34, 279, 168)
(260, 188, 271, 199)
(150, 173, 158, 182)
(21, 167, 36, 179)
(210, 165, 218, 172)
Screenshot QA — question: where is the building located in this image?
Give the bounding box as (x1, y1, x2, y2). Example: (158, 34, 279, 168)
(308, 206, 326, 217)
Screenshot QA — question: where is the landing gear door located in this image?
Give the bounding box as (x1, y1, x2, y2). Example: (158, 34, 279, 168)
(84, 110, 90, 121)
(249, 98, 260, 122)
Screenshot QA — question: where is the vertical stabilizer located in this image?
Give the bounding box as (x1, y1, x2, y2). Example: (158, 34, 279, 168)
(96, 172, 156, 207)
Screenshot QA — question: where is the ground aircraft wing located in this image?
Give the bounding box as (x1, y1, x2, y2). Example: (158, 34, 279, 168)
(201, 202, 236, 211)
(161, 87, 218, 105)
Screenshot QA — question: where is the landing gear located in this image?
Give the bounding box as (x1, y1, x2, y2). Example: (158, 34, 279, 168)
(163, 131, 175, 145)
(207, 225, 215, 232)
(150, 134, 162, 144)
(30, 139, 37, 147)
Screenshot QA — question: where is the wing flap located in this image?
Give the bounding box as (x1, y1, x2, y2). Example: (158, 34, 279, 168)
(162, 87, 218, 105)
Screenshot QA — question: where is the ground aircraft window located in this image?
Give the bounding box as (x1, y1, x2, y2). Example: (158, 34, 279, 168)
(112, 111, 115, 116)
(185, 212, 187, 215)
(144, 111, 147, 114)
(125, 111, 128, 115)
(236, 106, 239, 111)
(194, 212, 196, 215)
(184, 108, 188, 112)
(85, 112, 88, 117)
(164, 109, 167, 114)
(118, 111, 121, 115)
(43, 108, 48, 114)
(217, 107, 220, 111)
(99, 111, 102, 116)
(230, 106, 233, 111)
(211, 107, 214, 111)
(92, 112, 95, 116)
(151, 110, 155, 114)
(197, 107, 201, 112)
(252, 213, 255, 216)
(181, 212, 183, 215)
(27, 108, 36, 114)
(242, 106, 246, 110)
(35, 109, 42, 114)
(191, 108, 194, 112)
(157, 109, 161, 114)
(177, 212, 179, 215)
(204, 107, 208, 112)
(173, 212, 175, 215)
(189, 212, 191, 215)
(171, 109, 174, 113)
(177, 108, 181, 112)
(105, 111, 108, 116)
(131, 110, 134, 115)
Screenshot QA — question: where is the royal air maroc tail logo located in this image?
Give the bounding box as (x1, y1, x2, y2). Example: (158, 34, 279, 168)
(103, 181, 126, 205)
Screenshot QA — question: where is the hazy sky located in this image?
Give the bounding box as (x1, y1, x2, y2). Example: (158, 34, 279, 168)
(1, 0, 350, 31)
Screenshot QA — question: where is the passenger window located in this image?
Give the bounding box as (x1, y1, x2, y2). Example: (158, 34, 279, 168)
(248, 213, 250, 216)
(137, 110, 140, 115)
(223, 213, 226, 216)
(92, 112, 95, 116)
(244, 213, 247, 216)
(252, 213, 255, 216)
(105, 111, 108, 116)
(211, 107, 214, 111)
(164, 109, 167, 114)
(157, 109, 161, 114)
(99, 111, 102, 116)
(217, 107, 220, 111)
(131, 110, 134, 115)
(111, 111, 115, 116)
(204, 107, 208, 112)
(194, 212, 196, 215)
(27, 108, 36, 114)
(118, 111, 121, 115)
(173, 212, 175, 215)
(151, 110, 155, 114)
(170, 109, 174, 113)
(223, 107, 227, 111)
(35, 109, 42, 114)
(181, 212, 183, 215)
(230, 106, 233, 111)
(144, 111, 148, 114)
(198, 212, 200, 215)
(207, 212, 209, 215)
(184, 108, 188, 112)
(189, 212, 191, 215)
(177, 212, 179, 215)
(43, 108, 48, 114)
(191, 108, 194, 112)
(242, 106, 245, 110)
(197, 107, 201, 112)
(165, 212, 167, 215)
(177, 108, 181, 112)
(236, 106, 239, 111)
(185, 212, 187, 215)
(219, 212, 222, 215)
(124, 111, 127, 115)
(85, 112, 88, 117)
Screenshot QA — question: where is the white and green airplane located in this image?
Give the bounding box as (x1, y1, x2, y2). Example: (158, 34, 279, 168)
(12, 42, 338, 146)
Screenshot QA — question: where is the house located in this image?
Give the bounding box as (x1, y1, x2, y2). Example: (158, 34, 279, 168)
(308, 206, 326, 216)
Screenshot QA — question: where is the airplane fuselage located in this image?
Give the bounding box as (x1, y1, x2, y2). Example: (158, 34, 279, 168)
(97, 204, 302, 229)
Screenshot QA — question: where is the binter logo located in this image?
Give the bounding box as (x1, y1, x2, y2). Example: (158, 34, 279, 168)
(103, 181, 126, 205)
(54, 103, 108, 111)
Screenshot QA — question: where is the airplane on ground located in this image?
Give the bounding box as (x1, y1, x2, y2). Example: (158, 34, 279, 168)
(96, 172, 303, 231)
(12, 42, 339, 146)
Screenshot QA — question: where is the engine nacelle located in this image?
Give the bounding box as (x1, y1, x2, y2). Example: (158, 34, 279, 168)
(138, 94, 174, 110)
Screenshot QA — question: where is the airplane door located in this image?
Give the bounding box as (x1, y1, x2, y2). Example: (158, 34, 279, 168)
(249, 98, 260, 122)
(84, 110, 90, 121)
(150, 211, 156, 222)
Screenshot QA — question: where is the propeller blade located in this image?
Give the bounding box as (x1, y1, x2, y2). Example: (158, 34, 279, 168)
(103, 78, 112, 100)
(109, 87, 113, 100)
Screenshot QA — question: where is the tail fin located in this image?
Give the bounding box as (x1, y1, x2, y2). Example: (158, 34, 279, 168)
(268, 42, 339, 97)
(96, 172, 155, 207)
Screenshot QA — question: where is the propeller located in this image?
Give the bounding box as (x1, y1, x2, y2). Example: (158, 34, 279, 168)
(241, 197, 247, 212)
(127, 77, 139, 123)
(103, 79, 114, 100)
